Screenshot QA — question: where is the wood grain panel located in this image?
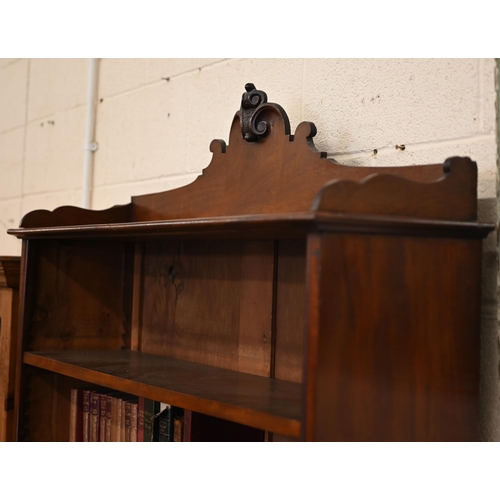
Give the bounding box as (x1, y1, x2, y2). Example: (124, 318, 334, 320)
(140, 240, 274, 376)
(305, 233, 482, 441)
(313, 156, 478, 221)
(27, 241, 130, 351)
(132, 112, 456, 222)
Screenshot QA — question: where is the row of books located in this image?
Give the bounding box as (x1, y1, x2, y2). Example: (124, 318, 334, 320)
(69, 389, 183, 442)
(70, 388, 266, 442)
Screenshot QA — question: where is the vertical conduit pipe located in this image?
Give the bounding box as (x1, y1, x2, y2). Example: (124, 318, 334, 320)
(82, 58, 99, 209)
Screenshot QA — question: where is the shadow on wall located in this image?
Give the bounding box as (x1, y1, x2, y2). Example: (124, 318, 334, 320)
(477, 196, 500, 441)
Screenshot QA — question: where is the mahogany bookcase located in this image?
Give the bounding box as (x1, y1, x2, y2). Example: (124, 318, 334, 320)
(8, 84, 494, 441)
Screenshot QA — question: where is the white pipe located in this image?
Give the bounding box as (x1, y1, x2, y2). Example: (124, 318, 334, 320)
(82, 58, 99, 209)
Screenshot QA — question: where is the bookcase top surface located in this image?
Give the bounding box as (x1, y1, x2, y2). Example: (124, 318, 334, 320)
(7, 211, 494, 240)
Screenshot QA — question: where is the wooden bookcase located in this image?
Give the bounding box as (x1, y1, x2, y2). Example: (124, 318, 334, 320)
(8, 84, 494, 441)
(0, 256, 20, 441)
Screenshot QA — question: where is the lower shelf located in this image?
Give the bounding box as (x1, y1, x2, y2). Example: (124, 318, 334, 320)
(24, 350, 302, 438)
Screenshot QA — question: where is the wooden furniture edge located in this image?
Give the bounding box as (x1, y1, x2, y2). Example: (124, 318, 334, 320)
(8, 212, 494, 240)
(0, 257, 21, 289)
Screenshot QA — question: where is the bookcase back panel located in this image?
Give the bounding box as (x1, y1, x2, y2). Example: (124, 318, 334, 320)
(132, 110, 456, 222)
(306, 233, 482, 441)
(139, 240, 274, 377)
(274, 239, 307, 384)
(26, 241, 130, 352)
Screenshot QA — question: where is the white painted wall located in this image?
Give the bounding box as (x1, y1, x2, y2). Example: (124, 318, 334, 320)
(0, 58, 498, 439)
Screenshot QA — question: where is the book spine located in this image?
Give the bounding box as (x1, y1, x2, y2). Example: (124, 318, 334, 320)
(105, 394, 113, 442)
(69, 388, 83, 442)
(173, 414, 184, 442)
(110, 395, 118, 442)
(143, 399, 160, 442)
(183, 409, 192, 442)
(82, 390, 90, 442)
(99, 392, 107, 442)
(157, 405, 172, 442)
(120, 398, 126, 442)
(130, 401, 138, 442)
(137, 397, 145, 442)
(89, 391, 100, 442)
(124, 401, 131, 442)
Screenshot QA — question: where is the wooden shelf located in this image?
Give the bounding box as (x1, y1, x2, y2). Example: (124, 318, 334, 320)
(23, 350, 302, 438)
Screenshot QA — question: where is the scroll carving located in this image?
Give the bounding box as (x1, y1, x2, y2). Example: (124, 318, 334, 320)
(240, 83, 269, 142)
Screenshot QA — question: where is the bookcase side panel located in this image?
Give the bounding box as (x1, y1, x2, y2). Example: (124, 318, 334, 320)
(269, 239, 307, 442)
(139, 239, 274, 377)
(26, 240, 131, 352)
(306, 232, 482, 441)
(0, 287, 19, 441)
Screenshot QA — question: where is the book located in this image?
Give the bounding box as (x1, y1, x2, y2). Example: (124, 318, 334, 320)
(120, 397, 126, 442)
(69, 388, 83, 442)
(89, 391, 100, 442)
(130, 400, 138, 442)
(105, 393, 113, 442)
(137, 397, 145, 442)
(143, 398, 161, 442)
(121, 394, 139, 442)
(173, 414, 184, 442)
(110, 394, 119, 441)
(124, 400, 131, 442)
(82, 390, 90, 442)
(156, 404, 172, 442)
(183, 407, 192, 442)
(156, 405, 184, 442)
(99, 392, 108, 442)
(182, 410, 264, 442)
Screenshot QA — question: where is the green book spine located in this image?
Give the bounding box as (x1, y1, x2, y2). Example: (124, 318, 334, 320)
(157, 405, 172, 442)
(143, 399, 160, 442)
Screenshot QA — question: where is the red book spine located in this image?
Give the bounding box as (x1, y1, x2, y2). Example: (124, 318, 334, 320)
(99, 393, 107, 442)
(183, 409, 192, 442)
(89, 391, 100, 442)
(105, 394, 113, 442)
(82, 390, 90, 442)
(120, 399, 126, 442)
(137, 397, 145, 442)
(110, 395, 118, 442)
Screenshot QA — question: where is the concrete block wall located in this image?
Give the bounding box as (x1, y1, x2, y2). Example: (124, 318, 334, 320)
(0, 58, 498, 439)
